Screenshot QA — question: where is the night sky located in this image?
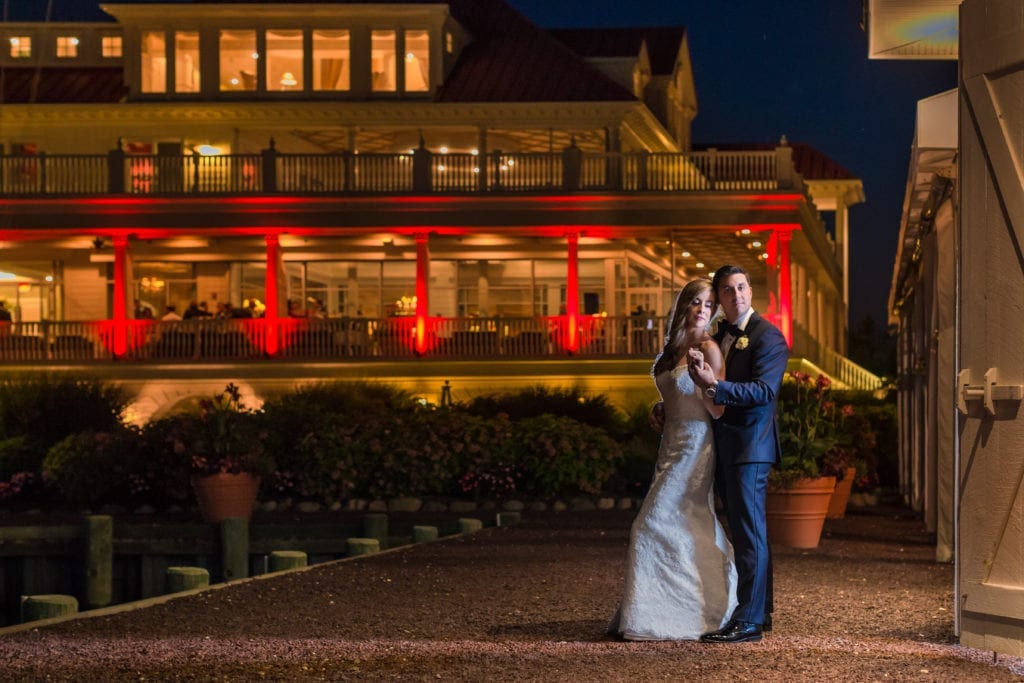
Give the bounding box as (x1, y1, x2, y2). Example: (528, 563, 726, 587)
(508, 0, 957, 326)
(6, 0, 958, 325)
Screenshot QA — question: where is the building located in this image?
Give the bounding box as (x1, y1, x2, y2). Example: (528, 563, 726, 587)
(0, 0, 876, 414)
(875, 0, 1024, 656)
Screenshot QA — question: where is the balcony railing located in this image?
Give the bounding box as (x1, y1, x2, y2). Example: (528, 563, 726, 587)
(0, 145, 796, 197)
(0, 316, 667, 363)
(791, 322, 883, 391)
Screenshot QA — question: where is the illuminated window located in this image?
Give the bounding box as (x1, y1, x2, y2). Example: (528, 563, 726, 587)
(445, 31, 453, 54)
(313, 29, 349, 91)
(404, 30, 429, 92)
(266, 29, 303, 91)
(9, 36, 31, 58)
(220, 29, 257, 91)
(371, 30, 396, 92)
(174, 31, 200, 92)
(101, 35, 122, 58)
(56, 35, 79, 58)
(140, 31, 167, 93)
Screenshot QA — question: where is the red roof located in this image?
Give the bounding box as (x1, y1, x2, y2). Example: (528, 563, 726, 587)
(0, 68, 127, 103)
(438, 0, 635, 102)
(549, 27, 687, 76)
(693, 142, 858, 180)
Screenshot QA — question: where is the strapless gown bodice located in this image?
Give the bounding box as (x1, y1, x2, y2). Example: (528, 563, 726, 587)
(608, 366, 737, 640)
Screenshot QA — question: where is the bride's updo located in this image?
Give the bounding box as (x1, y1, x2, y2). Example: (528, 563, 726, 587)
(651, 279, 713, 377)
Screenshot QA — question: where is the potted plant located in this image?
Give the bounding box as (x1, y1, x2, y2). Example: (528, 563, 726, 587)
(155, 384, 273, 522)
(767, 371, 848, 548)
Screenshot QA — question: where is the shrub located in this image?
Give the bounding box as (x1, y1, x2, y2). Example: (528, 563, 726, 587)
(42, 428, 142, 507)
(509, 414, 623, 497)
(0, 376, 129, 476)
(463, 385, 624, 433)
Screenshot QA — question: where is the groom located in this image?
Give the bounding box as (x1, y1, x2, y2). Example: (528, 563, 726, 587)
(688, 265, 788, 643)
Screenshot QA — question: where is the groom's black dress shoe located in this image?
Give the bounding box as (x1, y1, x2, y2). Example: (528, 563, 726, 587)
(700, 620, 763, 643)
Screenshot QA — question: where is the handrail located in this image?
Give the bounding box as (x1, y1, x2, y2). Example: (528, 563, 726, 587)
(0, 316, 877, 392)
(0, 148, 790, 197)
(791, 322, 883, 392)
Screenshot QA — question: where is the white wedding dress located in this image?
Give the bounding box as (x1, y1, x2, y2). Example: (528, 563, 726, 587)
(608, 366, 738, 640)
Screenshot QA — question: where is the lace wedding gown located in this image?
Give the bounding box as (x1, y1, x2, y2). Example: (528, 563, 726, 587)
(608, 366, 738, 640)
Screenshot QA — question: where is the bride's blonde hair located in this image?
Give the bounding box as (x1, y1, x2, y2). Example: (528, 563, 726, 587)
(652, 279, 712, 377)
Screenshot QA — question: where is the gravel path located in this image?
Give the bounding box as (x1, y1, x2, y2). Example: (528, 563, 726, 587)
(1, 505, 1022, 681)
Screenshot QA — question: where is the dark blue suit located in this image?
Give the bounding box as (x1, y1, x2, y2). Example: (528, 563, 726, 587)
(711, 311, 788, 625)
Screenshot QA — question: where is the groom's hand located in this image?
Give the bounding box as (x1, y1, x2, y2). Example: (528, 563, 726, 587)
(649, 401, 665, 432)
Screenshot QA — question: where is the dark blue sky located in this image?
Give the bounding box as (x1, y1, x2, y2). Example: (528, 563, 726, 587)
(509, 0, 957, 326)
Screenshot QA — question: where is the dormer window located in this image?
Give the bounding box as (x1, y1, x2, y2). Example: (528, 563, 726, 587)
(175, 31, 200, 92)
(56, 36, 80, 58)
(313, 30, 349, 91)
(371, 30, 396, 92)
(404, 30, 429, 92)
(140, 31, 166, 93)
(266, 29, 303, 91)
(9, 35, 31, 59)
(102, 35, 123, 58)
(220, 30, 257, 91)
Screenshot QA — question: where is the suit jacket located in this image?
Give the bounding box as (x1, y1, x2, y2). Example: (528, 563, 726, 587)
(711, 312, 789, 466)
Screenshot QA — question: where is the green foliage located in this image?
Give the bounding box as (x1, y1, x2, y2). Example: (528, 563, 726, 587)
(0, 375, 129, 476)
(42, 429, 134, 506)
(509, 414, 623, 496)
(774, 371, 853, 488)
(463, 385, 624, 432)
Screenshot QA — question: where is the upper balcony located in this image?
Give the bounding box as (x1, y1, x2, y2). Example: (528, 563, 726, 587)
(0, 143, 798, 197)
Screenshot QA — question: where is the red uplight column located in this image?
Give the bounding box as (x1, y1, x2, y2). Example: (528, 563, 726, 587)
(566, 232, 579, 352)
(264, 234, 281, 356)
(111, 235, 129, 357)
(415, 233, 430, 355)
(774, 226, 795, 348)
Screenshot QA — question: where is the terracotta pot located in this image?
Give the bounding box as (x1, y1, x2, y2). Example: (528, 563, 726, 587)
(191, 472, 260, 523)
(766, 475, 836, 549)
(826, 467, 858, 519)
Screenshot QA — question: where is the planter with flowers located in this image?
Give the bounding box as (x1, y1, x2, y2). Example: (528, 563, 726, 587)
(156, 384, 274, 523)
(769, 371, 851, 548)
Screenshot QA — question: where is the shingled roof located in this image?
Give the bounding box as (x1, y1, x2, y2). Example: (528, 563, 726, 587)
(0, 68, 127, 103)
(548, 27, 687, 76)
(438, 0, 635, 102)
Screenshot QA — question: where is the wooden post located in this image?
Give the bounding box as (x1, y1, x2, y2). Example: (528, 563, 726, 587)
(83, 515, 113, 609)
(221, 517, 249, 582)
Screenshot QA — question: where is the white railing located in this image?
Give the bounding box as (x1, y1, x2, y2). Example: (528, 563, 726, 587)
(0, 148, 791, 196)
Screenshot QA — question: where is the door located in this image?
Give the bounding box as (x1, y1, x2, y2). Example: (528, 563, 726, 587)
(957, 0, 1024, 656)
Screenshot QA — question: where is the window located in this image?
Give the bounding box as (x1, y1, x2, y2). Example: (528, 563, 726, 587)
(9, 36, 31, 58)
(220, 29, 257, 91)
(266, 29, 303, 91)
(371, 30, 396, 92)
(174, 31, 200, 93)
(445, 31, 453, 54)
(140, 31, 167, 93)
(56, 35, 79, 58)
(404, 30, 429, 92)
(101, 35, 123, 58)
(313, 29, 349, 91)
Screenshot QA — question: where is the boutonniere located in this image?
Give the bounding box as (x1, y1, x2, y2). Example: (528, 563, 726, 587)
(735, 336, 749, 351)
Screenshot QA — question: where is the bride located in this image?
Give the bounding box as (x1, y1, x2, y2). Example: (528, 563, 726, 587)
(607, 279, 737, 641)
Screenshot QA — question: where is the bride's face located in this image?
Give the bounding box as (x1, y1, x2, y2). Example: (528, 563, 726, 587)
(685, 288, 715, 331)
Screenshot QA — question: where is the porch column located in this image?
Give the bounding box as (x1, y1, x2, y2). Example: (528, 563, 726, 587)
(264, 234, 281, 356)
(415, 233, 430, 355)
(111, 235, 130, 357)
(774, 226, 794, 347)
(566, 232, 579, 352)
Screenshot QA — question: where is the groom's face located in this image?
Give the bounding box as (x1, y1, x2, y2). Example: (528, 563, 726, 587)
(716, 273, 752, 323)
